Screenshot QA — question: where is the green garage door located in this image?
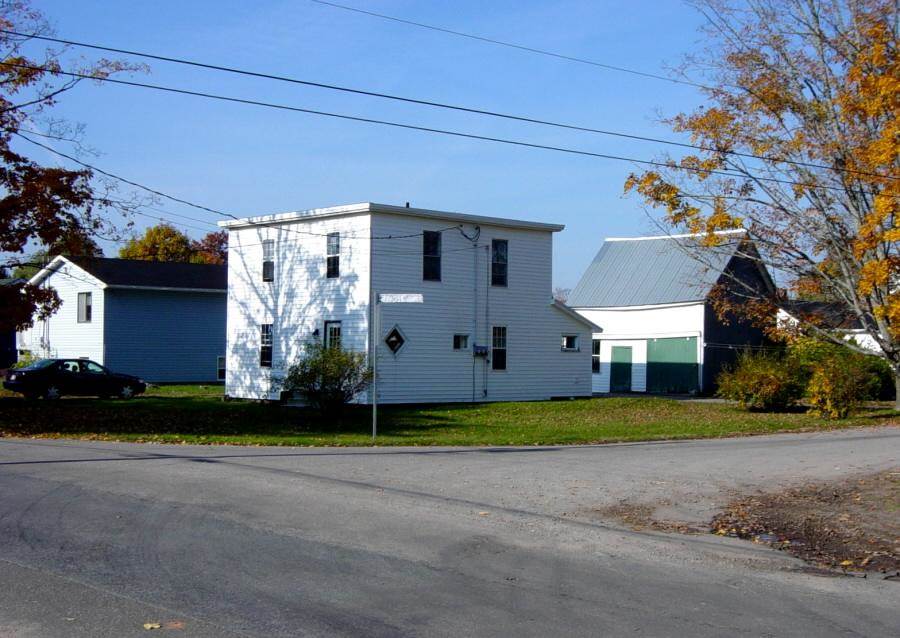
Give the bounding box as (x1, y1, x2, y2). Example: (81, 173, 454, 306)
(647, 337, 699, 394)
(610, 346, 632, 392)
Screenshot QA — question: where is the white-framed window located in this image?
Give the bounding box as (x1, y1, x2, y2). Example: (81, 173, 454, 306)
(217, 356, 226, 381)
(326, 232, 340, 279)
(324, 320, 342, 349)
(423, 230, 441, 281)
(453, 334, 469, 350)
(260, 324, 273, 368)
(262, 239, 275, 282)
(561, 335, 579, 351)
(592, 339, 601, 374)
(491, 326, 507, 370)
(77, 292, 92, 323)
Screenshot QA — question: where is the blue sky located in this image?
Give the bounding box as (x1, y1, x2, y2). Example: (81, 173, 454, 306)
(32, 0, 709, 287)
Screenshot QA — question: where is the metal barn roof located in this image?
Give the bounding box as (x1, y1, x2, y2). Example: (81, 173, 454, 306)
(568, 231, 746, 308)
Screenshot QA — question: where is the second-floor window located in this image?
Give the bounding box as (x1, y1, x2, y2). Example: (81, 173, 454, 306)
(262, 239, 274, 282)
(491, 239, 508, 287)
(260, 324, 273, 368)
(326, 232, 340, 279)
(423, 230, 441, 281)
(77, 292, 92, 323)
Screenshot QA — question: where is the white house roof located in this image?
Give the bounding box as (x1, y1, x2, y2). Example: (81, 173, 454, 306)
(568, 230, 749, 308)
(218, 202, 565, 232)
(30, 256, 227, 293)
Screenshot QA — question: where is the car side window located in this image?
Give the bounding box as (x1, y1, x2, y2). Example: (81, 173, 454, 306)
(60, 361, 79, 374)
(82, 361, 105, 374)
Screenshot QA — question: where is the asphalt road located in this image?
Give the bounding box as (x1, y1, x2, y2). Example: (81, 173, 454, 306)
(0, 427, 897, 637)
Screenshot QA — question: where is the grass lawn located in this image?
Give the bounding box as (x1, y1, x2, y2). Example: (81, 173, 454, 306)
(0, 384, 896, 446)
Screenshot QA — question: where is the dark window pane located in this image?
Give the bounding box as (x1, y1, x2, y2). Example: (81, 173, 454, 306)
(260, 324, 273, 367)
(260, 346, 272, 368)
(491, 239, 508, 287)
(592, 339, 601, 356)
(423, 231, 441, 281)
(326, 255, 340, 278)
(262, 260, 274, 282)
(453, 334, 468, 350)
(77, 292, 92, 323)
(492, 349, 506, 371)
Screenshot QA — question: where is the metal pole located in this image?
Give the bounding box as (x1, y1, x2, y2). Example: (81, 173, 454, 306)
(372, 294, 378, 442)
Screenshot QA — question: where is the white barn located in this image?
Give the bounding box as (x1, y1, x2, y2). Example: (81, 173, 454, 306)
(221, 202, 596, 403)
(569, 231, 774, 395)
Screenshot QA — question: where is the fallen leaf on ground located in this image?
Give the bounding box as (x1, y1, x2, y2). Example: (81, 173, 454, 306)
(143, 622, 162, 630)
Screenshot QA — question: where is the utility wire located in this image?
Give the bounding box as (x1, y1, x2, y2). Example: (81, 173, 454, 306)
(1, 29, 885, 180)
(6, 62, 885, 197)
(307, 0, 711, 90)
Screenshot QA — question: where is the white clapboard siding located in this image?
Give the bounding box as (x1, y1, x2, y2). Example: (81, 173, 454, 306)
(225, 213, 372, 400)
(17, 263, 106, 363)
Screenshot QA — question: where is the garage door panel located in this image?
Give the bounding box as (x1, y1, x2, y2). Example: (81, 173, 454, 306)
(647, 337, 698, 394)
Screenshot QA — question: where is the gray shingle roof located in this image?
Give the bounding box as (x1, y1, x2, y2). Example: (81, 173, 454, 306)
(65, 256, 227, 290)
(568, 234, 743, 308)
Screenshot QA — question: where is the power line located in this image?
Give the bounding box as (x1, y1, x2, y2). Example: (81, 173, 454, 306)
(2, 30, 882, 180)
(7, 63, 884, 197)
(307, 0, 711, 90)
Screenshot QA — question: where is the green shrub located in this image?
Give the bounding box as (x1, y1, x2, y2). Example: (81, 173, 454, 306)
(788, 336, 892, 402)
(806, 356, 869, 419)
(717, 351, 806, 411)
(12, 351, 37, 369)
(281, 341, 373, 417)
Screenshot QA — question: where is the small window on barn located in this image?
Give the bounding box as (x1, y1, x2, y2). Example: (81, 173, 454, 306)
(217, 356, 226, 381)
(77, 292, 92, 323)
(262, 239, 275, 282)
(592, 339, 601, 374)
(453, 334, 469, 350)
(561, 335, 579, 351)
(423, 230, 441, 281)
(260, 324, 273, 368)
(326, 232, 340, 279)
(491, 239, 508, 287)
(492, 326, 507, 370)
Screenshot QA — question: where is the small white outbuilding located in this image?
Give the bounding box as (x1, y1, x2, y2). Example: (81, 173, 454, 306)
(221, 202, 597, 403)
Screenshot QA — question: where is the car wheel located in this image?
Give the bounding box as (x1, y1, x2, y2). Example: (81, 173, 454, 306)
(119, 384, 136, 399)
(44, 385, 61, 400)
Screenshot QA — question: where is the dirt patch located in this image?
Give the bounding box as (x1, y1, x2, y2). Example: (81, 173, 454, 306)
(590, 502, 706, 534)
(711, 470, 900, 575)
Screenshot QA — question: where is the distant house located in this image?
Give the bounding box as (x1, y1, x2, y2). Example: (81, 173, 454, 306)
(1, 277, 25, 369)
(18, 256, 227, 382)
(777, 300, 881, 353)
(220, 202, 597, 403)
(569, 230, 774, 395)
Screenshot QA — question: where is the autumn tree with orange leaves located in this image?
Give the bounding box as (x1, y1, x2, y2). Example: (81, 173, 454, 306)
(625, 0, 900, 404)
(0, 1, 141, 332)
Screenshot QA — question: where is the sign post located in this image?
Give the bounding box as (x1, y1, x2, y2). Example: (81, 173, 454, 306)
(372, 292, 423, 442)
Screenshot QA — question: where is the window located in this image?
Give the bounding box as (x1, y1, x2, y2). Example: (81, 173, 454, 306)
(217, 356, 226, 381)
(491, 239, 508, 287)
(324, 321, 342, 349)
(453, 334, 469, 350)
(326, 232, 340, 278)
(561, 335, 579, 351)
(262, 239, 275, 282)
(491, 326, 507, 370)
(423, 230, 441, 281)
(260, 324, 273, 368)
(592, 339, 601, 374)
(384, 326, 406, 354)
(81, 361, 105, 374)
(77, 292, 92, 323)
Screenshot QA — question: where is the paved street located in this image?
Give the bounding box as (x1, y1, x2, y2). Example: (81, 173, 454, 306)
(0, 427, 897, 637)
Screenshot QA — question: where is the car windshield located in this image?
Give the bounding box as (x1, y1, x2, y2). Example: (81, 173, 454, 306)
(20, 359, 56, 370)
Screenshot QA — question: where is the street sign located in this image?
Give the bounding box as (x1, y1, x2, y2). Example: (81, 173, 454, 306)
(378, 293, 424, 304)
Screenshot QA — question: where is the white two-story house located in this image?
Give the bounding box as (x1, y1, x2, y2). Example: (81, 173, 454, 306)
(221, 202, 596, 403)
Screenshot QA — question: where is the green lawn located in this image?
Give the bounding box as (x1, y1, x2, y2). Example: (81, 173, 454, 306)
(0, 384, 895, 446)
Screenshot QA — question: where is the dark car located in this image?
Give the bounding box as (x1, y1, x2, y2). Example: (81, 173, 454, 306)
(3, 358, 146, 400)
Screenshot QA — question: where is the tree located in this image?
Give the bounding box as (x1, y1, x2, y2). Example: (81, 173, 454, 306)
(0, 1, 139, 332)
(281, 341, 373, 417)
(119, 224, 194, 262)
(623, 0, 900, 405)
(191, 230, 228, 265)
(119, 224, 227, 264)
